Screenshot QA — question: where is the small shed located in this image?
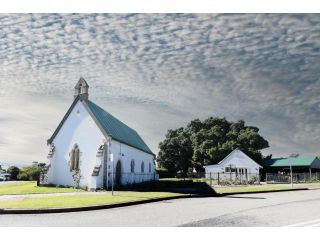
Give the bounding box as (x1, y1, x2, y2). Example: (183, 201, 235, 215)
(204, 149, 262, 180)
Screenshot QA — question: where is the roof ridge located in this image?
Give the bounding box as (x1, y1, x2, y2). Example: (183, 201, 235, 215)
(86, 100, 154, 155)
(274, 156, 316, 159)
(87, 100, 135, 133)
(262, 156, 317, 167)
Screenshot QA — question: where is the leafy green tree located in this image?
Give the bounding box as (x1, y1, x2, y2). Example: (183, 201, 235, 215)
(188, 118, 269, 171)
(7, 166, 20, 180)
(157, 128, 193, 177)
(17, 163, 47, 185)
(157, 117, 269, 174)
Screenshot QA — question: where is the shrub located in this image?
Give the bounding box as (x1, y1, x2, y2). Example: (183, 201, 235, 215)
(115, 179, 215, 194)
(18, 166, 41, 181)
(219, 179, 233, 186)
(309, 177, 320, 183)
(218, 177, 259, 186)
(7, 166, 20, 180)
(17, 163, 47, 184)
(248, 175, 259, 184)
(157, 168, 176, 178)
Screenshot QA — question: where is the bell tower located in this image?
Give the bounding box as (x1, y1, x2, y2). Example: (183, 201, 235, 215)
(74, 77, 89, 101)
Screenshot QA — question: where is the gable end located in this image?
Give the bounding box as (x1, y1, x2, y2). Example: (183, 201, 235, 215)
(47, 96, 81, 145)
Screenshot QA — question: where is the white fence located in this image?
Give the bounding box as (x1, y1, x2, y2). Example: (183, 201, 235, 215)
(178, 172, 261, 185)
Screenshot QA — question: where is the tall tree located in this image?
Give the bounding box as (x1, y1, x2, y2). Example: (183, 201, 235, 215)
(157, 117, 269, 174)
(157, 128, 193, 177)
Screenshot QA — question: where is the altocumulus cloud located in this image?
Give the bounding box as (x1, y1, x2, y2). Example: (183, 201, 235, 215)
(0, 13, 320, 164)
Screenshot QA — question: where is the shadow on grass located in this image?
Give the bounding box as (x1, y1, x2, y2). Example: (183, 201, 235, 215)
(110, 180, 217, 195)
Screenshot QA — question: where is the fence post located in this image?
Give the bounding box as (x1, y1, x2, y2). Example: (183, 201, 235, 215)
(218, 172, 220, 185)
(266, 173, 268, 184)
(245, 171, 248, 184)
(309, 168, 312, 181)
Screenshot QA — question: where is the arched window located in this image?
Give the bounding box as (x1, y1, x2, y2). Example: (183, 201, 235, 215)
(70, 144, 80, 171)
(130, 160, 135, 173)
(149, 162, 151, 173)
(141, 161, 144, 173)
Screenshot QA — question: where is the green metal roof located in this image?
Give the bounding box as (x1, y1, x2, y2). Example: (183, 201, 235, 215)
(86, 100, 154, 155)
(262, 156, 317, 167)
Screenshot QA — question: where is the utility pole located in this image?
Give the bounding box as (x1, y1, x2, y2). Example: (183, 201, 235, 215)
(111, 153, 114, 196)
(288, 153, 299, 188)
(289, 158, 293, 188)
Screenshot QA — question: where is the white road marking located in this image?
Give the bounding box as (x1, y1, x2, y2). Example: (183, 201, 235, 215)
(285, 218, 320, 227)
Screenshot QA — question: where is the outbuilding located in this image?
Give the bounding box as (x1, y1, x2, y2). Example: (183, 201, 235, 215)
(204, 149, 262, 181)
(260, 156, 320, 182)
(261, 156, 320, 173)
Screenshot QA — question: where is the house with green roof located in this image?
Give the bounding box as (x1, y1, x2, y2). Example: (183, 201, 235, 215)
(261, 156, 320, 173)
(45, 78, 156, 190)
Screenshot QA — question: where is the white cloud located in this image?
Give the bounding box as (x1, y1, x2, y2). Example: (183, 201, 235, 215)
(1, 13, 320, 164)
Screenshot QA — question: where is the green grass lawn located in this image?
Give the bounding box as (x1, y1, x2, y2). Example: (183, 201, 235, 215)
(0, 181, 84, 195)
(215, 185, 292, 194)
(0, 192, 184, 209)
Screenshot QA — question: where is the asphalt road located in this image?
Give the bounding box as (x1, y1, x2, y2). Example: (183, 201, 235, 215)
(1, 189, 320, 227)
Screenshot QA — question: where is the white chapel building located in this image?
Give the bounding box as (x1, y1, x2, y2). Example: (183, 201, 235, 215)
(45, 78, 157, 190)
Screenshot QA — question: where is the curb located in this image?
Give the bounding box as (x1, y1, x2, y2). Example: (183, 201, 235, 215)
(0, 188, 309, 214)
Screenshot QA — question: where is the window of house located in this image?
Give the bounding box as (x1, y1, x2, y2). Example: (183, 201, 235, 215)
(226, 167, 237, 173)
(70, 144, 80, 171)
(149, 162, 151, 173)
(130, 160, 135, 173)
(141, 161, 145, 173)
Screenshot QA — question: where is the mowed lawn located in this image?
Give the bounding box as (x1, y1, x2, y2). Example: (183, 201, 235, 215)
(0, 181, 84, 195)
(0, 192, 184, 209)
(215, 185, 292, 194)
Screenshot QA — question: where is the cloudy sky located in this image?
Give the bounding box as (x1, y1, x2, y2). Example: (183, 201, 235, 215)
(0, 13, 320, 165)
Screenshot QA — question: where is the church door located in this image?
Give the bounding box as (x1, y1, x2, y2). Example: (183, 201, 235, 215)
(115, 160, 122, 186)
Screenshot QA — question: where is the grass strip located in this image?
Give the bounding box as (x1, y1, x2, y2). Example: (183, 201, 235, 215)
(215, 185, 292, 194)
(0, 192, 184, 209)
(0, 181, 84, 195)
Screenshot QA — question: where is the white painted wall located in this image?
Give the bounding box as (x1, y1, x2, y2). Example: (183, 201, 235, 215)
(107, 140, 156, 187)
(204, 150, 261, 179)
(47, 100, 106, 189)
